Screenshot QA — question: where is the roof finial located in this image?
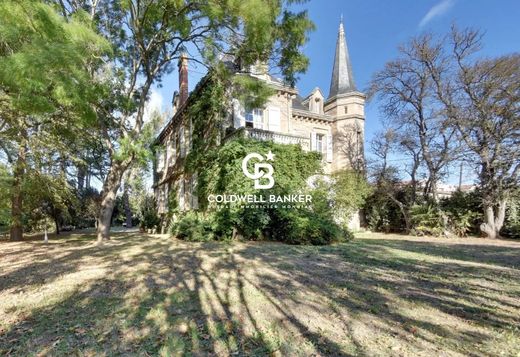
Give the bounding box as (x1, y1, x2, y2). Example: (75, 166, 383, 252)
(340, 14, 343, 24)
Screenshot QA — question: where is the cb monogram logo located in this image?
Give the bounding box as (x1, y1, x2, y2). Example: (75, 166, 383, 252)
(241, 151, 275, 189)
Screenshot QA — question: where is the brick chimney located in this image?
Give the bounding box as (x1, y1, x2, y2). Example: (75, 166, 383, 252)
(178, 53, 189, 106)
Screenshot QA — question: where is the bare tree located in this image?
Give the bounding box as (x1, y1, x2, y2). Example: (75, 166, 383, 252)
(423, 27, 520, 238)
(369, 36, 461, 202)
(371, 26, 520, 239)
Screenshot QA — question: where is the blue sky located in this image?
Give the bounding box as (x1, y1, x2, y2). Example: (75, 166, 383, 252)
(152, 0, 520, 182)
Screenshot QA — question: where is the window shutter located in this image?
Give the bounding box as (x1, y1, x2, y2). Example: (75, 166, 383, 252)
(180, 126, 185, 158)
(311, 131, 317, 151)
(268, 107, 281, 132)
(178, 179, 185, 210)
(191, 174, 199, 209)
(326, 134, 333, 162)
(254, 109, 264, 129)
(172, 135, 176, 162)
(233, 99, 245, 128)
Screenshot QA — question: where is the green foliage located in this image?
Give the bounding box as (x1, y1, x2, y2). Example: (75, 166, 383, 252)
(170, 212, 214, 242)
(331, 170, 372, 218)
(74, 187, 100, 228)
(114, 110, 164, 166)
(22, 170, 78, 232)
(232, 76, 276, 110)
(410, 204, 447, 237)
(503, 194, 520, 239)
(410, 193, 483, 237)
(447, 210, 481, 237)
(137, 195, 161, 230)
(364, 187, 411, 233)
(267, 207, 349, 245)
(441, 190, 482, 237)
(0, 0, 110, 119)
(179, 135, 351, 245)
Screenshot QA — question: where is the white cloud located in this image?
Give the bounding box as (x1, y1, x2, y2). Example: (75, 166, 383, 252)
(419, 0, 455, 28)
(143, 89, 164, 123)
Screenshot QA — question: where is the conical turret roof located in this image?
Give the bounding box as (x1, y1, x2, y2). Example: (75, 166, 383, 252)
(328, 18, 356, 99)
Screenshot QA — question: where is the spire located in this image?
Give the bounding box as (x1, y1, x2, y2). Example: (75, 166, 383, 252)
(328, 18, 356, 99)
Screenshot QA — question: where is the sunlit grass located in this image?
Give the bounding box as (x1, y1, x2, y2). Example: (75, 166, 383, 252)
(1, 230, 519, 356)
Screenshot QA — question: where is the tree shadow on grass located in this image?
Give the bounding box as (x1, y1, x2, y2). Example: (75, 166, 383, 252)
(357, 237, 520, 268)
(2, 237, 317, 355)
(1, 235, 519, 356)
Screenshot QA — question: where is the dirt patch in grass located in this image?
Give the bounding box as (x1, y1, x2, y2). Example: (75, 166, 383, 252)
(1, 231, 519, 356)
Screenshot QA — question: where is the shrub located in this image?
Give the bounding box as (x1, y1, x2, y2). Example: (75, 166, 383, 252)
(138, 195, 161, 230)
(141, 209, 160, 230)
(170, 206, 352, 245)
(502, 196, 520, 239)
(410, 204, 447, 236)
(170, 211, 214, 242)
(441, 190, 482, 236)
(363, 188, 411, 233)
(446, 210, 481, 237)
(267, 208, 348, 245)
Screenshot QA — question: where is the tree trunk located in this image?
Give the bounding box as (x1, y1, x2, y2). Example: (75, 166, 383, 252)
(54, 215, 60, 235)
(123, 182, 132, 228)
(77, 163, 86, 191)
(480, 198, 507, 239)
(9, 143, 26, 241)
(96, 163, 127, 242)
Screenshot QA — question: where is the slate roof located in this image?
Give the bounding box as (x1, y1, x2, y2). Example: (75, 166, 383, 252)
(328, 20, 356, 99)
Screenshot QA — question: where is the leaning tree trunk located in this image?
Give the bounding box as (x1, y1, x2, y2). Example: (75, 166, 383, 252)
(96, 162, 127, 242)
(480, 198, 507, 239)
(10, 143, 26, 241)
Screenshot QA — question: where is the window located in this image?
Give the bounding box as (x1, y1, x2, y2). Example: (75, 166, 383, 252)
(166, 134, 175, 166)
(344, 106, 348, 114)
(157, 150, 165, 172)
(178, 179, 185, 210)
(313, 98, 322, 114)
(245, 108, 264, 129)
(316, 133, 325, 153)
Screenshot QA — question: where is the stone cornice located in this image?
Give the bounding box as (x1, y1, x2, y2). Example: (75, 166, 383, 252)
(324, 91, 366, 106)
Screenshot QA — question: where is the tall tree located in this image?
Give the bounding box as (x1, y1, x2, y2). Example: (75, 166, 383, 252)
(53, 0, 314, 242)
(371, 26, 520, 238)
(369, 37, 460, 202)
(422, 28, 520, 239)
(0, 0, 110, 240)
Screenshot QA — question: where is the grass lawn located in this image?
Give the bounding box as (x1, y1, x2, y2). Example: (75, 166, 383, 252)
(1, 231, 520, 356)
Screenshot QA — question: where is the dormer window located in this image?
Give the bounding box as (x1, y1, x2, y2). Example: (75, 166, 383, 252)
(313, 98, 323, 114)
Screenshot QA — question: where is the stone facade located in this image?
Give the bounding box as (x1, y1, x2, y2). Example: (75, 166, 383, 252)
(153, 20, 365, 229)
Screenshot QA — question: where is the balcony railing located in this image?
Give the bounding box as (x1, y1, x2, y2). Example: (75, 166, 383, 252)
(225, 127, 310, 150)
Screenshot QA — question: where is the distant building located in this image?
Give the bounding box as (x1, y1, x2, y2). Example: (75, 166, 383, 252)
(399, 180, 476, 199)
(153, 20, 366, 230)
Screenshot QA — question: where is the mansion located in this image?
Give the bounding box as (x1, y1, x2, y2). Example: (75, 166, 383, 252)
(153, 20, 366, 228)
